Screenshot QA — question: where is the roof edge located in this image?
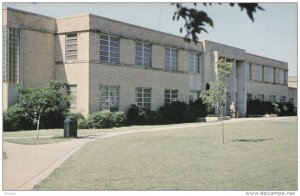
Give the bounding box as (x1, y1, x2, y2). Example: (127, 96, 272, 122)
(3, 7, 56, 20)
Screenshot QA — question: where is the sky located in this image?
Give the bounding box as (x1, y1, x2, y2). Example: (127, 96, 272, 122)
(2, 2, 298, 76)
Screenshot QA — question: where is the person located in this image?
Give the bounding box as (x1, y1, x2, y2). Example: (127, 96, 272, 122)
(230, 102, 236, 118)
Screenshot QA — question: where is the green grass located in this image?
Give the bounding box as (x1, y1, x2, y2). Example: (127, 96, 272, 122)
(33, 119, 297, 191)
(4, 136, 73, 145)
(3, 125, 170, 138)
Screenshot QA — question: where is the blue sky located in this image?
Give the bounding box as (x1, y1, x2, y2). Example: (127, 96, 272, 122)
(3, 2, 297, 76)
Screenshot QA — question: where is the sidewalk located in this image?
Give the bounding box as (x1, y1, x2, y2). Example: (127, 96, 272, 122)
(3, 116, 296, 190)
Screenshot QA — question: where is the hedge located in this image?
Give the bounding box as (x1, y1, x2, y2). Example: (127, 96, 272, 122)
(247, 100, 297, 116)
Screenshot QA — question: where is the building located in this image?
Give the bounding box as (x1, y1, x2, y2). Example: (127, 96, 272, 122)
(2, 7, 292, 117)
(288, 76, 297, 106)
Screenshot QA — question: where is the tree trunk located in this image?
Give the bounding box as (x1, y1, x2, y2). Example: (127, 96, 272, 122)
(36, 114, 41, 139)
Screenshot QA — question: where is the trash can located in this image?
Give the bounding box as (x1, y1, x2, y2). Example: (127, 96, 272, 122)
(64, 117, 77, 138)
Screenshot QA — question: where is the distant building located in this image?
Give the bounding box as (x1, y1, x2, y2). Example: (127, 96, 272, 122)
(2, 7, 292, 117)
(288, 76, 297, 106)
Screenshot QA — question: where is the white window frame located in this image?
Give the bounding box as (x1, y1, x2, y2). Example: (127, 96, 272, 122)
(100, 34, 120, 63)
(189, 52, 200, 73)
(165, 47, 177, 71)
(246, 63, 252, 80)
(66, 33, 78, 60)
(278, 69, 285, 84)
(164, 89, 178, 104)
(256, 65, 263, 82)
(67, 84, 77, 113)
(136, 41, 151, 68)
(135, 88, 151, 109)
(269, 67, 275, 83)
(99, 85, 120, 112)
(3, 27, 20, 83)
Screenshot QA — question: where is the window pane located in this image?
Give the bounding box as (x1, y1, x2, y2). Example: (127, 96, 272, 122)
(100, 35, 109, 40)
(66, 33, 77, 61)
(100, 40, 109, 45)
(100, 56, 109, 62)
(110, 36, 119, 42)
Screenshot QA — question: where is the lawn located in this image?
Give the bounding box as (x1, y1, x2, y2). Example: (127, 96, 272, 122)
(33, 119, 297, 191)
(3, 124, 173, 138)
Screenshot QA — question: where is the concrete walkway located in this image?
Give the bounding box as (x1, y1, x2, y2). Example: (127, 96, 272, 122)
(3, 116, 296, 190)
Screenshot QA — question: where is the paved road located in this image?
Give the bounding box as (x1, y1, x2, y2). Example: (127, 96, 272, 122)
(3, 116, 297, 190)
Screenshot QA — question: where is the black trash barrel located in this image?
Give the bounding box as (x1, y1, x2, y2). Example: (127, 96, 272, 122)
(64, 117, 77, 138)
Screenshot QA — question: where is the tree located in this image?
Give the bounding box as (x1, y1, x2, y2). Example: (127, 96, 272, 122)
(172, 3, 264, 43)
(201, 58, 233, 144)
(18, 81, 70, 139)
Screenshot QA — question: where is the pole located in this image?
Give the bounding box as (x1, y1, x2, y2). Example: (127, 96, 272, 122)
(220, 106, 224, 144)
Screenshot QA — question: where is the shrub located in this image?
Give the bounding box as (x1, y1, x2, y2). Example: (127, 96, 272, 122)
(40, 109, 66, 129)
(3, 104, 34, 131)
(78, 118, 93, 129)
(89, 111, 114, 128)
(143, 110, 162, 125)
(272, 102, 281, 114)
(190, 98, 209, 117)
(85, 111, 127, 129)
(158, 101, 196, 124)
(126, 105, 161, 125)
(246, 100, 266, 116)
(278, 102, 297, 116)
(247, 100, 297, 117)
(111, 112, 126, 127)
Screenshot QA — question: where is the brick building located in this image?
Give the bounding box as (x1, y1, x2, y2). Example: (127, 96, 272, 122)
(2, 7, 292, 117)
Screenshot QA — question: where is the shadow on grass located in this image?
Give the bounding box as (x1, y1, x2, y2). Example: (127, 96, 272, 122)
(76, 134, 106, 139)
(231, 139, 273, 143)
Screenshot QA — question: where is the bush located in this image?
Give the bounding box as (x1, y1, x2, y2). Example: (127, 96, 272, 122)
(89, 111, 113, 128)
(81, 111, 127, 129)
(247, 100, 297, 117)
(278, 102, 297, 116)
(190, 98, 209, 117)
(112, 112, 126, 127)
(40, 109, 66, 129)
(158, 101, 196, 124)
(246, 100, 266, 116)
(126, 105, 161, 125)
(78, 118, 93, 129)
(3, 104, 34, 131)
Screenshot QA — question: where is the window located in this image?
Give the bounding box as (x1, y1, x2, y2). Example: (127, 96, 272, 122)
(269, 67, 275, 83)
(280, 96, 286, 103)
(100, 85, 119, 112)
(256, 65, 263, 82)
(67, 85, 77, 113)
(165, 89, 178, 104)
(165, 47, 177, 71)
(247, 93, 252, 102)
(246, 63, 251, 80)
(269, 95, 276, 102)
(100, 34, 119, 63)
(66, 33, 78, 60)
(136, 88, 151, 109)
(136, 42, 151, 68)
(278, 70, 285, 84)
(3, 27, 20, 83)
(189, 52, 200, 73)
(256, 94, 264, 101)
(189, 90, 201, 103)
(289, 98, 294, 103)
